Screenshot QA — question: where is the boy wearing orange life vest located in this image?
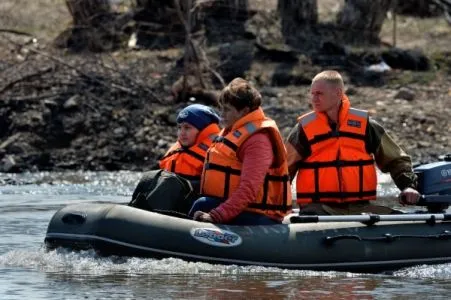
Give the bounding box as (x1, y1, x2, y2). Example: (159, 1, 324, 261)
(159, 104, 220, 181)
(285, 70, 420, 215)
(129, 104, 220, 214)
(189, 78, 292, 225)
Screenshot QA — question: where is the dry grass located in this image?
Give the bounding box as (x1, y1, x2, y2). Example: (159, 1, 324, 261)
(381, 14, 451, 53)
(0, 0, 69, 40)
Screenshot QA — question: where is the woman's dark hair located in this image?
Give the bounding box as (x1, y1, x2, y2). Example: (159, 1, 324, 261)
(218, 78, 261, 111)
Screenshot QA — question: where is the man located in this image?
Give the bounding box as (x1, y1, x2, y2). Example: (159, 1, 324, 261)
(285, 70, 420, 215)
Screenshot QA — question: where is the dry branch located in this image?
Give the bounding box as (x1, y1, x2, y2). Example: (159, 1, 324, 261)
(0, 29, 33, 36)
(24, 47, 138, 96)
(0, 67, 52, 95)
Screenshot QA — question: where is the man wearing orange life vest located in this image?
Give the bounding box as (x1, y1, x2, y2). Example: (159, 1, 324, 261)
(159, 104, 220, 182)
(189, 78, 292, 225)
(285, 70, 420, 215)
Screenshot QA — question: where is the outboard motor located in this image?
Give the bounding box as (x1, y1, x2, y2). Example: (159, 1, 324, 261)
(415, 154, 451, 212)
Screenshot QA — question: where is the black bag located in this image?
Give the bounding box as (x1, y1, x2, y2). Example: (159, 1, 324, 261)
(128, 169, 198, 216)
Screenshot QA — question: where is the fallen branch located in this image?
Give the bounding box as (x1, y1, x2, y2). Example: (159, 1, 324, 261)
(0, 29, 33, 36)
(6, 92, 69, 102)
(0, 133, 22, 149)
(0, 66, 53, 95)
(101, 54, 163, 103)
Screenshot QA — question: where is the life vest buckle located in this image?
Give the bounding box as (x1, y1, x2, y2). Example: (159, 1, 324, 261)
(214, 136, 224, 143)
(330, 130, 339, 137)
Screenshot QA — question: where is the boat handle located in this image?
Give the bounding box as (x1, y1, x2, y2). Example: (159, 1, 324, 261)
(62, 212, 86, 225)
(324, 231, 451, 245)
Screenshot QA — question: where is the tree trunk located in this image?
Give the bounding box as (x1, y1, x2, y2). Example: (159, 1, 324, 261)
(395, 0, 443, 17)
(277, 0, 317, 43)
(66, 0, 111, 26)
(202, 0, 249, 43)
(56, 0, 120, 51)
(134, 0, 200, 48)
(337, 0, 393, 44)
(202, 0, 249, 20)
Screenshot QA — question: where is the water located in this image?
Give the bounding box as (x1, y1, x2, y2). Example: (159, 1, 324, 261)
(0, 171, 450, 299)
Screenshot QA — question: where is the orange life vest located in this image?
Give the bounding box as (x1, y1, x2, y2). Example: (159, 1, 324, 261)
(159, 123, 220, 180)
(296, 96, 377, 204)
(201, 107, 292, 220)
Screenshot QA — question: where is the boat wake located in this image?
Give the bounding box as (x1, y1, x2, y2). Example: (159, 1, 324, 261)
(1, 247, 451, 279)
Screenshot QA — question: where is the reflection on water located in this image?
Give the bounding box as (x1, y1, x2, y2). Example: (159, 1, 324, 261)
(0, 171, 450, 299)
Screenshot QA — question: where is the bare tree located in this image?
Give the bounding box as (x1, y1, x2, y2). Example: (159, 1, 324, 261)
(395, 0, 443, 17)
(66, 0, 111, 26)
(202, 0, 249, 43)
(202, 0, 249, 19)
(133, 0, 204, 48)
(278, 0, 318, 39)
(56, 0, 133, 51)
(337, 0, 393, 44)
(171, 0, 225, 104)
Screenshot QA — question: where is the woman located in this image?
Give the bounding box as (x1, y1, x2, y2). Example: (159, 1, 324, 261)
(189, 78, 292, 225)
(159, 103, 221, 181)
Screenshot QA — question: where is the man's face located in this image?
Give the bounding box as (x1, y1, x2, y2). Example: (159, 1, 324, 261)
(310, 80, 341, 113)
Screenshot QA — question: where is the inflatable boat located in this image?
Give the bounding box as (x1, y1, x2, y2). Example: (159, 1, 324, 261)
(45, 160, 451, 273)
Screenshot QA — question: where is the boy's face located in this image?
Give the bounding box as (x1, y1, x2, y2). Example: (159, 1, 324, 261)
(177, 122, 199, 147)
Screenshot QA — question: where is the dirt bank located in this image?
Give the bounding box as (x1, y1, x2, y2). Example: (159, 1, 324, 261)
(0, 0, 450, 172)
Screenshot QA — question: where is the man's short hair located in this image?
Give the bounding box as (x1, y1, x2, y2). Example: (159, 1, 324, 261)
(312, 70, 344, 90)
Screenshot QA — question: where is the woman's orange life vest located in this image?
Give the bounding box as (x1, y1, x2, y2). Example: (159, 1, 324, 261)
(200, 107, 292, 220)
(159, 123, 220, 180)
(296, 96, 377, 204)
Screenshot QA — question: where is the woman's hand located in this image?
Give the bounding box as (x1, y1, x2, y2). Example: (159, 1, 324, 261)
(193, 211, 214, 223)
(399, 187, 421, 205)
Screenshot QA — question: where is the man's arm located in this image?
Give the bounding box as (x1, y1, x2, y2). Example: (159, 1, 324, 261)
(366, 118, 418, 191)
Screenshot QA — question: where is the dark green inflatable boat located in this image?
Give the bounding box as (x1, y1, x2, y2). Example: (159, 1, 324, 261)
(45, 160, 451, 273)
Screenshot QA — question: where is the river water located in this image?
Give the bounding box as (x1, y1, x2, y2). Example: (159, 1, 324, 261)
(0, 171, 450, 299)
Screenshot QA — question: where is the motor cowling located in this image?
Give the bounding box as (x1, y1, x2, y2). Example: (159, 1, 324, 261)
(414, 157, 451, 213)
(415, 160, 451, 195)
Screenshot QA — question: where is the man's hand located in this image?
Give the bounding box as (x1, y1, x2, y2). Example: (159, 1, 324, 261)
(193, 211, 214, 223)
(399, 187, 421, 205)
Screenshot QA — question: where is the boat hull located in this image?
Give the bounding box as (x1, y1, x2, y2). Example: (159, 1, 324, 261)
(45, 203, 451, 273)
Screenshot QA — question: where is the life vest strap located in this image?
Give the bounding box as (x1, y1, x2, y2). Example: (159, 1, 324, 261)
(204, 163, 241, 175)
(204, 163, 241, 200)
(183, 149, 205, 162)
(297, 159, 374, 169)
(213, 136, 239, 152)
(261, 174, 289, 208)
(162, 148, 184, 159)
(265, 174, 290, 181)
(164, 147, 205, 163)
(309, 130, 366, 145)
